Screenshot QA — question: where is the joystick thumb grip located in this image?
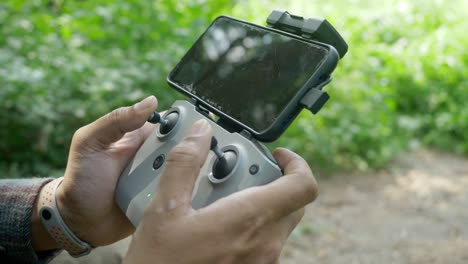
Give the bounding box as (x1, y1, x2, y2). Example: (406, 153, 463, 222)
(153, 119, 212, 208)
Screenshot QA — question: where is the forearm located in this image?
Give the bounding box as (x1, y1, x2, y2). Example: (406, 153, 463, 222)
(0, 178, 59, 263)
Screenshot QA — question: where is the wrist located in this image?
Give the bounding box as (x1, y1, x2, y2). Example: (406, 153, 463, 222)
(54, 182, 86, 242)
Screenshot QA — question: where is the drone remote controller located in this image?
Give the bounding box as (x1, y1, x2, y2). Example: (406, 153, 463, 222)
(116, 100, 282, 226)
(115, 10, 347, 226)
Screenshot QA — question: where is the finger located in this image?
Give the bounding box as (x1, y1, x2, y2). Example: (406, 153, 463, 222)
(273, 148, 315, 180)
(152, 119, 212, 212)
(110, 122, 156, 165)
(205, 148, 317, 224)
(116, 122, 156, 149)
(78, 95, 158, 147)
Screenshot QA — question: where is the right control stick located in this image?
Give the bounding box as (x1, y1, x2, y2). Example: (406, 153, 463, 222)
(210, 137, 237, 180)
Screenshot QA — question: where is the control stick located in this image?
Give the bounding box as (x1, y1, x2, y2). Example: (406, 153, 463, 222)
(147, 111, 179, 134)
(210, 136, 237, 180)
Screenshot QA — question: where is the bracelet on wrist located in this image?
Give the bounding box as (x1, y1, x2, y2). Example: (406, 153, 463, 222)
(38, 177, 92, 257)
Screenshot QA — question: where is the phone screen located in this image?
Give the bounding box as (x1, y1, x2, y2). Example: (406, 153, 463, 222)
(169, 17, 330, 132)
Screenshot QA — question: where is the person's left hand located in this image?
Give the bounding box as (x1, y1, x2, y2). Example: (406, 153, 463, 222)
(55, 96, 157, 246)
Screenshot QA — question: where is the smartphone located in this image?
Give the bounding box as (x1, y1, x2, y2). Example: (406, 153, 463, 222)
(167, 16, 339, 142)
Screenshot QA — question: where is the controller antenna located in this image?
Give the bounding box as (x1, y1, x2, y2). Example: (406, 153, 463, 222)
(147, 112, 168, 126)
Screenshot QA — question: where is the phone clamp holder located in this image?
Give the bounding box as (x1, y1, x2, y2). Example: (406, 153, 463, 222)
(267, 10, 348, 114)
(267, 10, 348, 58)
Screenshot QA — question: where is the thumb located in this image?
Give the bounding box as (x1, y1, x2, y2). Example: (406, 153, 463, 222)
(77, 96, 157, 147)
(153, 119, 212, 213)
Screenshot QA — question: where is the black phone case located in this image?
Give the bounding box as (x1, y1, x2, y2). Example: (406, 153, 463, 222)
(167, 15, 340, 142)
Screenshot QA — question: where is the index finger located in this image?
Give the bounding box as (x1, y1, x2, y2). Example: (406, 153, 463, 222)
(77, 96, 158, 147)
(200, 148, 318, 225)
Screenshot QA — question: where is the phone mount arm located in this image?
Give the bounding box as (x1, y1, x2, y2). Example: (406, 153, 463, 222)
(267, 10, 348, 115)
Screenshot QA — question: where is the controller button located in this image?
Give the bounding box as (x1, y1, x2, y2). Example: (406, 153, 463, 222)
(153, 154, 165, 170)
(249, 164, 259, 175)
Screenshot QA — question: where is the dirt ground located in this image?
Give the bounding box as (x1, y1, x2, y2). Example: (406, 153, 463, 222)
(51, 149, 468, 264)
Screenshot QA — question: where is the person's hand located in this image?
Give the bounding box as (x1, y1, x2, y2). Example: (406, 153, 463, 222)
(53, 96, 158, 247)
(123, 119, 318, 264)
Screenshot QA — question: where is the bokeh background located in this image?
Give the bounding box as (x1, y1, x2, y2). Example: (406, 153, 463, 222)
(1, 0, 468, 263)
(1, 0, 467, 177)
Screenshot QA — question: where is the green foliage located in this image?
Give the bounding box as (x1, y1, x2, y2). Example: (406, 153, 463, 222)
(264, 0, 468, 173)
(0, 0, 233, 177)
(0, 0, 467, 177)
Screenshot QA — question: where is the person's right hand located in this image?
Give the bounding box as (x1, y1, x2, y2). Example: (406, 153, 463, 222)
(123, 119, 318, 264)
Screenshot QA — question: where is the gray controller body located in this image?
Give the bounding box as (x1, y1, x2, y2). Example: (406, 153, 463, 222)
(116, 100, 282, 226)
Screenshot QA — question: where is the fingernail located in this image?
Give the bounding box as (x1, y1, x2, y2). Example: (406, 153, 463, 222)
(135, 96, 156, 112)
(188, 119, 211, 137)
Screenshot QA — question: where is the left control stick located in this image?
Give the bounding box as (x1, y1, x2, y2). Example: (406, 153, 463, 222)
(148, 111, 179, 134)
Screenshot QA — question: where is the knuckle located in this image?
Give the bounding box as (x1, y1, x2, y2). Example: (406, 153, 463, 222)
(230, 238, 251, 259)
(72, 127, 86, 143)
(142, 203, 156, 219)
(249, 213, 268, 233)
(233, 196, 267, 229)
(142, 203, 161, 220)
(107, 107, 126, 124)
(106, 107, 130, 135)
(298, 171, 319, 203)
(140, 208, 167, 236)
(288, 156, 319, 204)
(71, 126, 91, 147)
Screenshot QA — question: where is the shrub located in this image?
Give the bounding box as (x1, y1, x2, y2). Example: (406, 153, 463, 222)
(1, 0, 466, 177)
(0, 0, 232, 177)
